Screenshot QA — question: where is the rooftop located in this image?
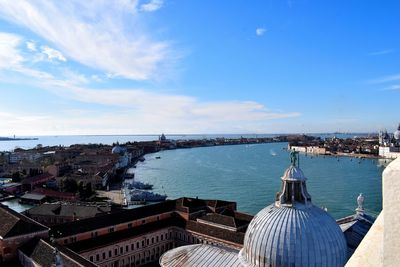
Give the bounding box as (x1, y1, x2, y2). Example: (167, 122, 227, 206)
(19, 238, 98, 267)
(0, 203, 49, 239)
(25, 203, 113, 218)
(67, 217, 186, 253)
(51, 200, 177, 237)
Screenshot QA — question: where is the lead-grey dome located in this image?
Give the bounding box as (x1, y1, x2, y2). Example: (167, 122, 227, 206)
(238, 151, 347, 267)
(239, 204, 347, 267)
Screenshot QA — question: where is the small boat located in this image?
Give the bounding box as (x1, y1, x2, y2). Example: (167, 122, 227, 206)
(125, 181, 153, 190)
(156, 156, 161, 159)
(139, 157, 145, 162)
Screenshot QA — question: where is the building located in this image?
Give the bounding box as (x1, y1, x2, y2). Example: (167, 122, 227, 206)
(160, 152, 350, 267)
(33, 187, 79, 201)
(378, 123, 400, 158)
(19, 238, 98, 267)
(22, 172, 55, 191)
(20, 192, 47, 205)
(24, 202, 115, 226)
(0, 182, 22, 195)
(0, 204, 49, 263)
(47, 197, 251, 267)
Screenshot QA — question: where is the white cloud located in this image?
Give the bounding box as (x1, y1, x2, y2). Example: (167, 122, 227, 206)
(41, 45, 66, 62)
(140, 0, 163, 12)
(256, 27, 267, 36)
(0, 0, 174, 80)
(0, 32, 24, 69)
(26, 41, 37, 51)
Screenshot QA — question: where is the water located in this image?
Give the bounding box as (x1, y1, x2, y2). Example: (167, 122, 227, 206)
(133, 142, 383, 219)
(1, 198, 32, 213)
(0, 133, 372, 151)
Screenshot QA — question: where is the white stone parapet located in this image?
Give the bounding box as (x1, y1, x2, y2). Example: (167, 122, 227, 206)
(346, 156, 400, 266)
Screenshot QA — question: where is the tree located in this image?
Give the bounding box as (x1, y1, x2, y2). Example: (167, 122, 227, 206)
(11, 172, 21, 183)
(60, 178, 78, 193)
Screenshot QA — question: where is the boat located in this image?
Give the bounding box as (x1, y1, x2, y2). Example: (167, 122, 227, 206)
(130, 189, 167, 202)
(125, 180, 153, 190)
(138, 157, 145, 162)
(156, 156, 161, 159)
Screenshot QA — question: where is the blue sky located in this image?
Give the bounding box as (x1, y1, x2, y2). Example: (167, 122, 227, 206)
(0, 0, 399, 135)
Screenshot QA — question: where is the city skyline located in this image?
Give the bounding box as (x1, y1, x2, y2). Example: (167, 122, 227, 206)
(0, 0, 399, 136)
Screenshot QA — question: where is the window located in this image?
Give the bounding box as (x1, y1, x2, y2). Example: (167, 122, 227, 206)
(142, 219, 145, 224)
(120, 247, 123, 254)
(96, 254, 99, 261)
(161, 235, 163, 241)
(131, 244, 134, 250)
(151, 237, 154, 244)
(128, 223, 132, 228)
(115, 248, 118, 256)
(90, 256, 93, 262)
(147, 239, 149, 245)
(137, 242, 139, 249)
(109, 227, 114, 233)
(156, 236, 159, 242)
(126, 245, 129, 252)
(103, 252, 106, 260)
(142, 240, 145, 247)
(109, 250, 112, 258)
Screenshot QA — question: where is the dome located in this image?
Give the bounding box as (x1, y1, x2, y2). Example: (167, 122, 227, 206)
(111, 145, 124, 155)
(238, 151, 347, 267)
(239, 205, 347, 267)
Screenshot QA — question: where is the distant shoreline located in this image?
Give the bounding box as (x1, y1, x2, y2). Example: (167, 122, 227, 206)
(0, 137, 38, 141)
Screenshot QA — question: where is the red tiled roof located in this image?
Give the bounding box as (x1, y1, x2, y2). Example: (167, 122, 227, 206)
(23, 173, 55, 184)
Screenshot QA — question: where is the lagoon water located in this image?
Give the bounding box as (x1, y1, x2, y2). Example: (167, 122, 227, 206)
(134, 142, 383, 219)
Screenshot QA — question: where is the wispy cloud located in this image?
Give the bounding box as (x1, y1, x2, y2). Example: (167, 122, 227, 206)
(382, 84, 400, 91)
(256, 27, 267, 36)
(369, 73, 400, 84)
(140, 0, 163, 12)
(0, 0, 175, 80)
(368, 49, 394, 56)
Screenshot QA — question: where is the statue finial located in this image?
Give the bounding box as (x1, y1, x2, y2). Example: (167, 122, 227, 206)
(290, 150, 299, 167)
(356, 193, 365, 215)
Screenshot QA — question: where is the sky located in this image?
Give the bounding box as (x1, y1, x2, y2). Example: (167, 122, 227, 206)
(0, 0, 399, 136)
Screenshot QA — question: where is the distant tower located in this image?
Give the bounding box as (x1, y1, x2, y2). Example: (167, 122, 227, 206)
(379, 129, 390, 146)
(160, 133, 167, 142)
